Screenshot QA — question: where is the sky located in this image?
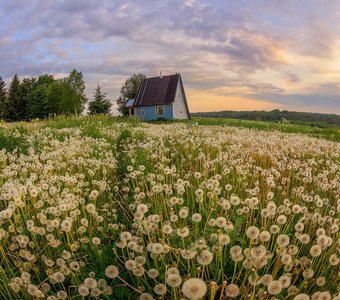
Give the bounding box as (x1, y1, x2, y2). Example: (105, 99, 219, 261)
(0, 0, 339, 114)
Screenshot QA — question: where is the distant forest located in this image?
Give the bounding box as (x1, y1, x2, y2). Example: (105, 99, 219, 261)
(0, 70, 87, 122)
(192, 110, 340, 126)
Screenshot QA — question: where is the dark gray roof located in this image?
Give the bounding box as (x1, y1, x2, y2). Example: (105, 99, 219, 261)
(134, 74, 180, 107)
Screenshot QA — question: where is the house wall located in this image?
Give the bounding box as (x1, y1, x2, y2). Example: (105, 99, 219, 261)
(136, 104, 173, 120)
(173, 82, 189, 119)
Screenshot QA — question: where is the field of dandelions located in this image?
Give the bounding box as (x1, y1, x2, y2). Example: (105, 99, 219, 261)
(0, 116, 339, 300)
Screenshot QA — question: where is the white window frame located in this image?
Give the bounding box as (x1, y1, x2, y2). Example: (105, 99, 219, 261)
(155, 106, 164, 116)
(141, 107, 145, 116)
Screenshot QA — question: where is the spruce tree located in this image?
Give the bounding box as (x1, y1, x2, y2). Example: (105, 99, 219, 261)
(88, 84, 112, 115)
(0, 76, 7, 120)
(5, 74, 21, 121)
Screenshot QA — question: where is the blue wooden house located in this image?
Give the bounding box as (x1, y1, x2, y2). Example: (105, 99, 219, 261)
(125, 73, 190, 120)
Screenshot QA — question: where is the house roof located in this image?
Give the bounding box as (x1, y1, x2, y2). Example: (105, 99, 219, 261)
(134, 74, 180, 107)
(124, 99, 135, 107)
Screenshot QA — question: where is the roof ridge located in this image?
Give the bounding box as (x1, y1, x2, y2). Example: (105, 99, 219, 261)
(146, 73, 180, 80)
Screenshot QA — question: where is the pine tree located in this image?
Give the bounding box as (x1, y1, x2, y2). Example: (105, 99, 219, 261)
(0, 76, 7, 120)
(116, 73, 146, 116)
(5, 74, 21, 121)
(88, 84, 112, 115)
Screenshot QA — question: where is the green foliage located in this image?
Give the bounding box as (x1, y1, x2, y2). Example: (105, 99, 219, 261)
(18, 78, 37, 121)
(42, 115, 88, 129)
(229, 214, 246, 246)
(88, 84, 112, 115)
(147, 116, 174, 123)
(65, 69, 87, 112)
(82, 125, 102, 139)
(27, 84, 50, 119)
(116, 73, 146, 116)
(0, 127, 28, 154)
(48, 81, 81, 115)
(3, 74, 21, 121)
(2, 70, 86, 122)
(27, 78, 81, 119)
(192, 109, 340, 126)
(37, 74, 54, 86)
(192, 117, 340, 142)
(42, 114, 118, 129)
(116, 128, 132, 177)
(0, 76, 7, 120)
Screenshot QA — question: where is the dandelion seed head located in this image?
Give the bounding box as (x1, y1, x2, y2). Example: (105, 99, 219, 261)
(181, 278, 207, 300)
(84, 277, 97, 289)
(191, 213, 202, 223)
(166, 274, 182, 287)
(259, 231, 271, 242)
(246, 226, 260, 239)
(225, 284, 240, 297)
(154, 283, 166, 295)
(197, 250, 213, 266)
(78, 285, 89, 297)
(293, 294, 310, 300)
(105, 265, 118, 279)
(267, 280, 282, 295)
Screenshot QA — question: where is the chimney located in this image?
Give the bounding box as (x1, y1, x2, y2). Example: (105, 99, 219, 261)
(160, 70, 162, 78)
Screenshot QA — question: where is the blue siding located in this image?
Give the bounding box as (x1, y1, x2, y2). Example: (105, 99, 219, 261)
(136, 104, 173, 120)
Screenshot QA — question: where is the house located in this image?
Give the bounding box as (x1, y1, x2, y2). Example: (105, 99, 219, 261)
(125, 73, 190, 120)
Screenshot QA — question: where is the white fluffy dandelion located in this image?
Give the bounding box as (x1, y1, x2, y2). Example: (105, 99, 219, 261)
(105, 265, 118, 279)
(181, 278, 207, 300)
(225, 284, 239, 298)
(166, 274, 182, 287)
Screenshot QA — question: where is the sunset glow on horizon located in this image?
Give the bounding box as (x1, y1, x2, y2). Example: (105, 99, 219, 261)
(0, 0, 339, 114)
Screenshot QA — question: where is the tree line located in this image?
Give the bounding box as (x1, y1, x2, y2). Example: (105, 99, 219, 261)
(192, 109, 340, 126)
(0, 70, 111, 121)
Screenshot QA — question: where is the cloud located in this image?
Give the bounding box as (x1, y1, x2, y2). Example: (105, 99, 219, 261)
(306, 82, 340, 95)
(0, 0, 339, 114)
(284, 73, 300, 84)
(259, 93, 340, 114)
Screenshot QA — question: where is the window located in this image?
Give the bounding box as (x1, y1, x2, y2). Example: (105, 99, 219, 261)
(155, 106, 164, 116)
(141, 107, 145, 116)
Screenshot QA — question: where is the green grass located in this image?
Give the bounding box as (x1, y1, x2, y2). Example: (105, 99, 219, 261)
(41, 114, 115, 129)
(190, 117, 340, 142)
(42, 114, 142, 129)
(2, 115, 339, 142)
(0, 126, 29, 154)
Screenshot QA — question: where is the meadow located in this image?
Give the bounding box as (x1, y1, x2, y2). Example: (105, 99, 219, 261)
(0, 115, 339, 299)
